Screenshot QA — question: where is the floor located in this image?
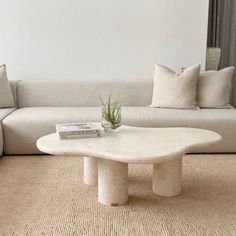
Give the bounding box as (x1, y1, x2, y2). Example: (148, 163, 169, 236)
(0, 154, 235, 236)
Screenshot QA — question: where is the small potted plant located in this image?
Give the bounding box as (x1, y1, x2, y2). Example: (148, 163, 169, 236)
(101, 94, 121, 132)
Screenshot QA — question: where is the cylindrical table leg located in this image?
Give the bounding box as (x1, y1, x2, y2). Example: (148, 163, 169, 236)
(152, 157, 182, 197)
(98, 159, 128, 206)
(84, 157, 98, 186)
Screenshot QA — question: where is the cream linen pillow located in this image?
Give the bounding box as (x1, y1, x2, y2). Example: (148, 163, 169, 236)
(0, 65, 15, 108)
(197, 67, 235, 108)
(150, 64, 201, 109)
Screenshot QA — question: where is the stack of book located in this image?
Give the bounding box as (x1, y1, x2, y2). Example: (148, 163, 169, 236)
(56, 122, 102, 140)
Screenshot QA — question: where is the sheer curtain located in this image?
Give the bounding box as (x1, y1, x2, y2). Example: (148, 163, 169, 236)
(207, 0, 236, 106)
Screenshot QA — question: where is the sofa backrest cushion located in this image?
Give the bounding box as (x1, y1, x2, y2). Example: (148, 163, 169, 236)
(17, 80, 153, 107)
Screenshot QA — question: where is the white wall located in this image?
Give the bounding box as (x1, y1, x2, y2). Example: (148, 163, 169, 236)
(0, 0, 209, 81)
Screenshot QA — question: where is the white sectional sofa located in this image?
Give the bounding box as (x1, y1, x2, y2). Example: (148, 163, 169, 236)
(1, 80, 236, 156)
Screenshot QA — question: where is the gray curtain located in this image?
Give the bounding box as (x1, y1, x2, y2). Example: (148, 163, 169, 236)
(208, 0, 236, 106)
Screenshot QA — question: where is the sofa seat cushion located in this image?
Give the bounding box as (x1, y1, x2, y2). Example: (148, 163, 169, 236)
(0, 108, 16, 156)
(124, 107, 236, 152)
(3, 107, 101, 154)
(2, 107, 236, 154)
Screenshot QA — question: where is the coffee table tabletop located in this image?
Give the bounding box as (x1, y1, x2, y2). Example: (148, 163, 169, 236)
(37, 126, 221, 206)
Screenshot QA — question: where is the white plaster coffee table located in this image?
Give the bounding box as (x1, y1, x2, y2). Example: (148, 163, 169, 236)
(37, 126, 221, 206)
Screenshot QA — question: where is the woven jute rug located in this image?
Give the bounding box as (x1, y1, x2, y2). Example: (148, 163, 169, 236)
(0, 154, 235, 236)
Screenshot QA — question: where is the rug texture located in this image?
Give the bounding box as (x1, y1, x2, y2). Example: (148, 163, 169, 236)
(0, 154, 235, 236)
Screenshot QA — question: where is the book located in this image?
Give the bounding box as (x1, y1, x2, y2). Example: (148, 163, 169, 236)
(56, 122, 102, 139)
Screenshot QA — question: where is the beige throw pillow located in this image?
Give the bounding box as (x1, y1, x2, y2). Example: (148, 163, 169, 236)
(150, 64, 201, 109)
(0, 65, 15, 108)
(197, 67, 235, 108)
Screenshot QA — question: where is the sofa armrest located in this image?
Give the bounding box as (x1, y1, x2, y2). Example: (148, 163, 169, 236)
(0, 107, 17, 156)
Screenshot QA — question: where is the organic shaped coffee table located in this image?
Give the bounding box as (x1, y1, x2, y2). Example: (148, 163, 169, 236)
(37, 126, 221, 206)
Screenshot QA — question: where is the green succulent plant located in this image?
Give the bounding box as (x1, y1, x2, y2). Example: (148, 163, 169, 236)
(101, 94, 121, 128)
